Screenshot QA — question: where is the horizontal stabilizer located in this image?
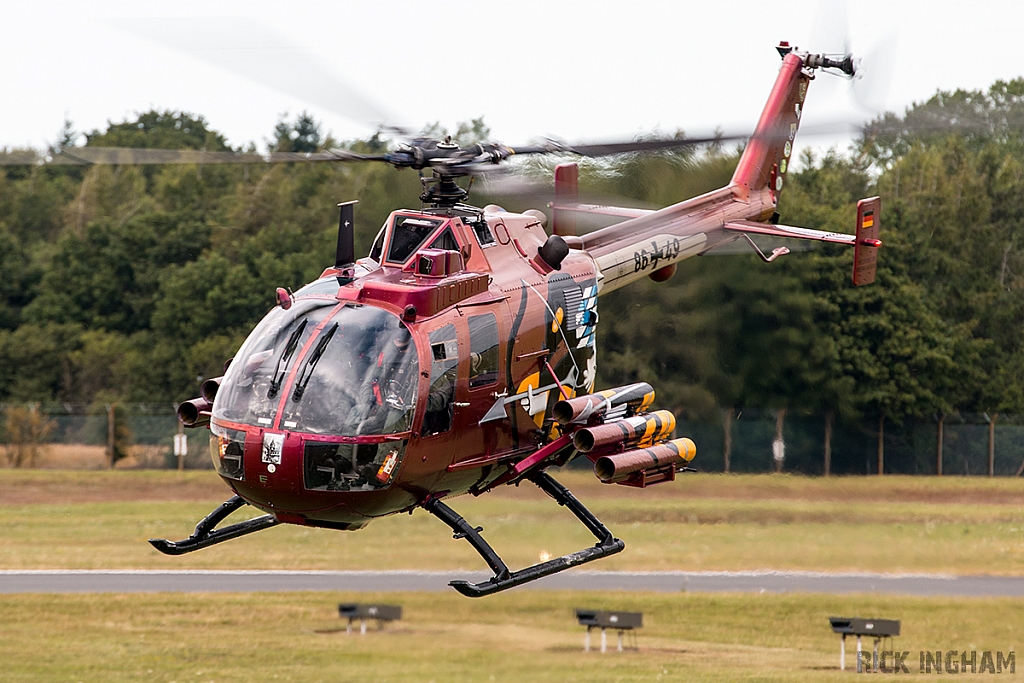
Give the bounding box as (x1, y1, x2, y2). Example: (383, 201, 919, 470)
(724, 220, 859, 246)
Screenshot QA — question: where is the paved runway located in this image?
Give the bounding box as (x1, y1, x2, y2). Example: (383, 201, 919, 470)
(4, 569, 1024, 596)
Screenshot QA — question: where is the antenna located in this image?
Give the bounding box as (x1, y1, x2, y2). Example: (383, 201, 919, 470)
(335, 200, 358, 283)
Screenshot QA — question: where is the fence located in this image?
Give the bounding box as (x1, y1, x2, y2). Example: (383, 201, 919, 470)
(0, 403, 211, 470)
(2, 404, 1024, 475)
(672, 410, 1024, 476)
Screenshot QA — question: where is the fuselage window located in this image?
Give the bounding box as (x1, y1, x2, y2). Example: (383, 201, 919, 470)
(386, 216, 445, 264)
(423, 324, 458, 436)
(468, 313, 499, 389)
(470, 219, 496, 246)
(368, 223, 387, 262)
(429, 227, 459, 252)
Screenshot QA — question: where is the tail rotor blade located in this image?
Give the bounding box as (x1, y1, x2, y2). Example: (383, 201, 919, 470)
(851, 34, 899, 114)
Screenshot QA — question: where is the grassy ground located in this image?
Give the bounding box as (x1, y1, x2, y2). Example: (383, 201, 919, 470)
(2, 470, 1024, 574)
(4, 444, 172, 469)
(1, 590, 1020, 682)
(3, 471, 1023, 682)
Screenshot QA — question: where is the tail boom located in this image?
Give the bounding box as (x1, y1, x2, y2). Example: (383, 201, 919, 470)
(731, 49, 809, 203)
(577, 45, 867, 294)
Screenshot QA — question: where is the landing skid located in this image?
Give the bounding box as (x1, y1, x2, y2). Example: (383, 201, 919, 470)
(149, 495, 280, 555)
(424, 471, 624, 597)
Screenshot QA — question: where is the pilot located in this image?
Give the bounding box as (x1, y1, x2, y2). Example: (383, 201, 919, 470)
(423, 363, 456, 435)
(467, 351, 483, 385)
(348, 327, 416, 484)
(356, 328, 415, 426)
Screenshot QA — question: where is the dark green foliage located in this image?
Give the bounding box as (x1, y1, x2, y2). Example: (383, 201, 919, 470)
(420, 117, 491, 146)
(0, 223, 41, 329)
(1, 93, 1024, 443)
(24, 214, 211, 334)
(273, 112, 323, 153)
(86, 110, 230, 151)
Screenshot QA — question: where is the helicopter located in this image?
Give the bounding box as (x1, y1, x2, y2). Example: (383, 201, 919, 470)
(112, 42, 884, 598)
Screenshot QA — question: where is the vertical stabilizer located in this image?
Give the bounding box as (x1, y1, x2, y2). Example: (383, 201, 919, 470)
(853, 197, 881, 286)
(553, 163, 579, 237)
(731, 47, 810, 203)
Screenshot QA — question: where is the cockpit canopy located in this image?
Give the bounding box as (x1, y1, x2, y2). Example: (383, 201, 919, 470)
(368, 210, 495, 268)
(213, 300, 419, 436)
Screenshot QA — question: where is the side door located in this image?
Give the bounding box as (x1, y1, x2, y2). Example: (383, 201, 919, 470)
(452, 307, 514, 460)
(421, 322, 459, 440)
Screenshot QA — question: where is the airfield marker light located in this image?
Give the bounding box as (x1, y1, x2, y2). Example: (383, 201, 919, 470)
(339, 604, 403, 634)
(829, 617, 900, 672)
(576, 610, 643, 653)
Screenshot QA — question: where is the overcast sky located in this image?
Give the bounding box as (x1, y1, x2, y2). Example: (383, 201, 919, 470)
(2, 0, 1021, 161)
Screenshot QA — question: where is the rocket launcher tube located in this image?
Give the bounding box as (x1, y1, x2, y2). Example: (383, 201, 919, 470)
(178, 398, 212, 428)
(553, 382, 655, 425)
(594, 437, 696, 484)
(574, 410, 676, 453)
(200, 376, 223, 404)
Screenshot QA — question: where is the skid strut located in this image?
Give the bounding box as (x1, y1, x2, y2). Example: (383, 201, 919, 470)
(424, 471, 624, 597)
(149, 495, 279, 556)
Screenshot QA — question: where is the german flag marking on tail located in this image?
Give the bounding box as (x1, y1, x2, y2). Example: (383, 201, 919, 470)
(853, 198, 881, 287)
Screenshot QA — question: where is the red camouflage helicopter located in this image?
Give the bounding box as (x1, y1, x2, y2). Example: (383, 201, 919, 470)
(151, 42, 882, 597)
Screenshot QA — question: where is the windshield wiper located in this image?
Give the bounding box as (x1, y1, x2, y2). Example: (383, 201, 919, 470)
(292, 323, 338, 402)
(267, 319, 308, 399)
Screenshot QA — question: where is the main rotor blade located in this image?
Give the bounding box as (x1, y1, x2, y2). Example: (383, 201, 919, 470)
(506, 121, 869, 159)
(567, 133, 748, 157)
(113, 17, 412, 136)
(511, 133, 746, 158)
(0, 147, 384, 166)
(0, 120, 870, 170)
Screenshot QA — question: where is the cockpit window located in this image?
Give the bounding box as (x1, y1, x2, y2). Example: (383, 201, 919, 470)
(429, 227, 459, 252)
(368, 223, 386, 262)
(213, 303, 421, 492)
(213, 304, 419, 439)
(294, 277, 341, 298)
(469, 218, 496, 246)
(213, 300, 335, 428)
(279, 307, 418, 436)
(304, 440, 408, 492)
(386, 215, 445, 264)
(423, 324, 458, 436)
(468, 313, 499, 388)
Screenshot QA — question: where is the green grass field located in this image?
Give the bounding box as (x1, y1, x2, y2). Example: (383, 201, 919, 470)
(2, 470, 1024, 574)
(1, 591, 1020, 682)
(3, 470, 1024, 681)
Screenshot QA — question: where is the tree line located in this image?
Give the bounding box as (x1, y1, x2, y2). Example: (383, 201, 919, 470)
(597, 78, 1024, 470)
(2, 80, 1024, 472)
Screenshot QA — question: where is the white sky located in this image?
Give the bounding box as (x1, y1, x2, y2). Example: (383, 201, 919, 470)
(2, 0, 1022, 163)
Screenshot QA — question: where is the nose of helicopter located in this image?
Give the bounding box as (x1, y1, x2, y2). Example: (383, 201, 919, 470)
(220, 427, 413, 527)
(227, 430, 307, 510)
